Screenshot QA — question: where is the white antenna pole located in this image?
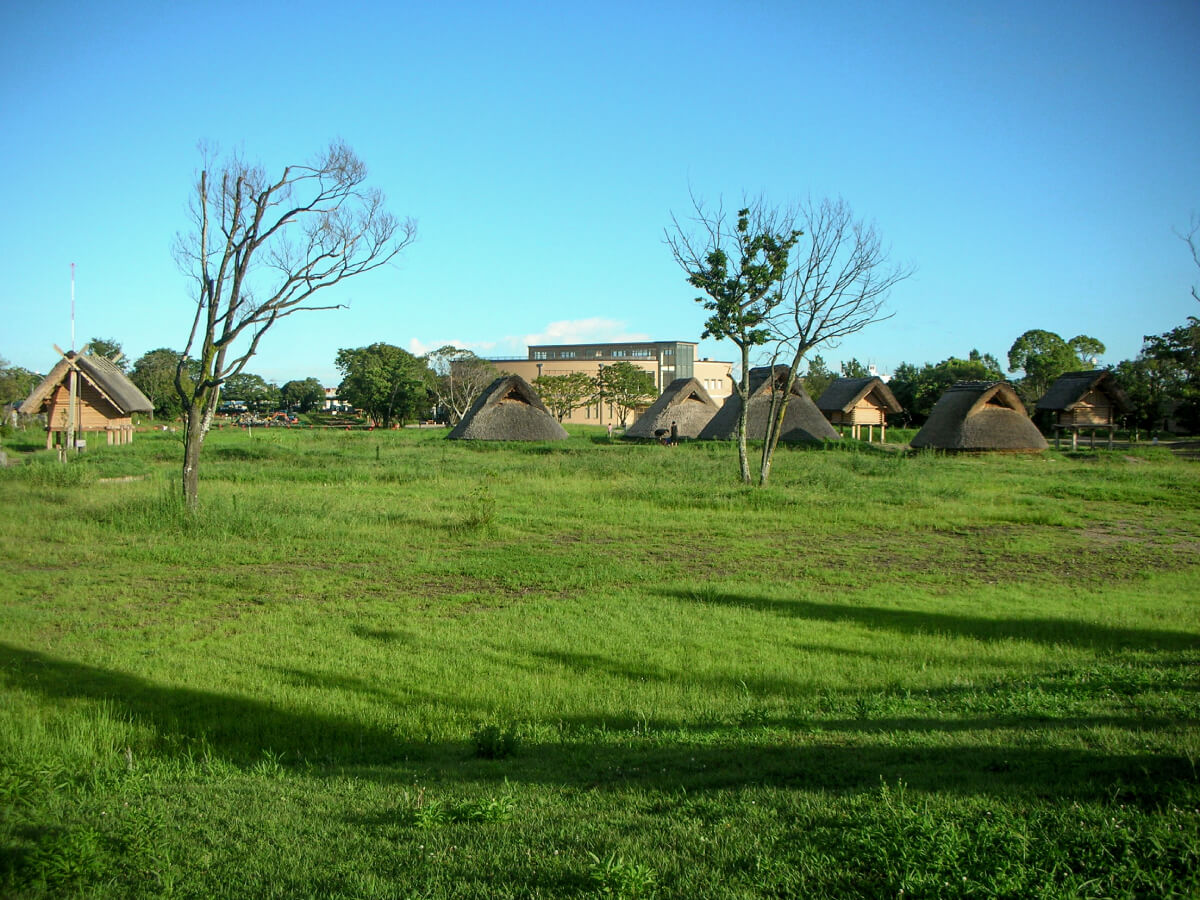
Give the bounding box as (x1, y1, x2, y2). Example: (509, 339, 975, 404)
(70, 263, 76, 352)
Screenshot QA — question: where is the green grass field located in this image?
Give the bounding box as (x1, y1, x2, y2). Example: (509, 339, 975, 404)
(1, 426, 1198, 898)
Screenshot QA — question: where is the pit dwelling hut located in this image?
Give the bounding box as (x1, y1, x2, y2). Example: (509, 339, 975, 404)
(1036, 370, 1131, 450)
(21, 349, 153, 449)
(447, 374, 568, 441)
(624, 377, 719, 441)
(698, 366, 840, 443)
(816, 376, 903, 442)
(910, 381, 1048, 452)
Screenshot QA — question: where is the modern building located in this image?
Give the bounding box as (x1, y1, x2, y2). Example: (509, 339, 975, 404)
(489, 341, 734, 426)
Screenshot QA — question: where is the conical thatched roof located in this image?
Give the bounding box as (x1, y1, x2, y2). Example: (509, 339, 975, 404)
(20, 351, 152, 416)
(447, 375, 568, 441)
(624, 377, 719, 440)
(816, 376, 903, 415)
(911, 381, 1047, 451)
(1036, 370, 1131, 415)
(698, 366, 840, 443)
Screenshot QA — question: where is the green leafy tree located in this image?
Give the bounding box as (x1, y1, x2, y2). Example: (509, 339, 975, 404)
(840, 358, 870, 378)
(667, 198, 801, 482)
(425, 346, 498, 424)
(595, 362, 656, 428)
(130, 348, 191, 419)
(800, 353, 833, 401)
(84, 337, 127, 371)
(172, 141, 416, 510)
(223, 373, 279, 413)
(336, 343, 431, 427)
(1140, 317, 1200, 431)
(1114, 355, 1183, 433)
(0, 357, 39, 408)
(535, 371, 596, 421)
(281, 377, 325, 413)
(1007, 329, 1103, 405)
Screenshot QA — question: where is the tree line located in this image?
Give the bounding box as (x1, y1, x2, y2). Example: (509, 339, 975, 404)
(7, 141, 1196, 506)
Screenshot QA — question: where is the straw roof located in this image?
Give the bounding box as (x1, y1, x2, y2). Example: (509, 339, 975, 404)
(20, 351, 152, 416)
(447, 374, 568, 441)
(1036, 370, 1131, 415)
(624, 377, 719, 440)
(910, 381, 1048, 451)
(816, 376, 903, 415)
(698, 366, 840, 443)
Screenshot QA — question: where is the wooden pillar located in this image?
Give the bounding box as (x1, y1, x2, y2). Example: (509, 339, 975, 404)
(107, 429, 114, 446)
(1071, 429, 1078, 451)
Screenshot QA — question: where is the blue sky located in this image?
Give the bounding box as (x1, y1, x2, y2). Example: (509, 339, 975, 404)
(3, 0, 1197, 386)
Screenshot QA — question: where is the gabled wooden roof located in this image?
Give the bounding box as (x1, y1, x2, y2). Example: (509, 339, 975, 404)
(1036, 370, 1131, 415)
(20, 351, 153, 416)
(816, 376, 903, 415)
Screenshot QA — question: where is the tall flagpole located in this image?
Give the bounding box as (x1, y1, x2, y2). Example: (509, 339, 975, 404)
(70, 263, 76, 352)
(66, 263, 78, 455)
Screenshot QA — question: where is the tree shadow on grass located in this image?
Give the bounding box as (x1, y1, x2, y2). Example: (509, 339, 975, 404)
(1, 641, 1193, 807)
(668, 588, 1200, 653)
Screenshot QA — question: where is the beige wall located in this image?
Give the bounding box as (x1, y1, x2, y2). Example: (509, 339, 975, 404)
(495, 356, 733, 427)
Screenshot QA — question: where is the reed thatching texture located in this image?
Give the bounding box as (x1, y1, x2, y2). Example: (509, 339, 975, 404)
(1036, 370, 1131, 418)
(446, 375, 568, 441)
(911, 381, 1048, 451)
(20, 352, 152, 418)
(698, 366, 840, 443)
(624, 377, 719, 440)
(816, 376, 903, 415)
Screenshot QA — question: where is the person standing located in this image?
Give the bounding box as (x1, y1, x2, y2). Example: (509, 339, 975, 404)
(670, 421, 678, 446)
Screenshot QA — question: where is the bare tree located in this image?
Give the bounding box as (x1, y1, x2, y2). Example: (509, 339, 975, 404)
(759, 197, 912, 484)
(425, 346, 498, 424)
(1179, 213, 1200, 304)
(174, 141, 416, 509)
(666, 196, 801, 483)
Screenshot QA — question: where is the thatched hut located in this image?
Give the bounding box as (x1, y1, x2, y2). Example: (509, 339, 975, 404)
(447, 375, 568, 441)
(20, 350, 152, 449)
(1036, 370, 1131, 449)
(624, 377, 719, 441)
(910, 381, 1047, 451)
(816, 376, 903, 442)
(698, 366, 840, 443)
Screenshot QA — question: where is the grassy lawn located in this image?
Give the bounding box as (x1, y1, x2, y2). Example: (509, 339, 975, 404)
(1, 426, 1197, 898)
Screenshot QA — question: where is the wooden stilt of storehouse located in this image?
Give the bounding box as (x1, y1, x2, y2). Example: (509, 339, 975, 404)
(1036, 371, 1131, 451)
(21, 347, 154, 453)
(816, 377, 903, 443)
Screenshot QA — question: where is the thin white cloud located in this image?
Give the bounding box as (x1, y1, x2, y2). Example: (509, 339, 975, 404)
(413, 320, 653, 360)
(407, 337, 499, 357)
(517, 318, 652, 348)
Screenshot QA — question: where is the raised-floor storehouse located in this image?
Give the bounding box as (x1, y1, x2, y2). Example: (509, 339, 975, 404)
(491, 341, 733, 426)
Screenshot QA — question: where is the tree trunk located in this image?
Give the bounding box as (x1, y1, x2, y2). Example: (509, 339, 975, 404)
(736, 343, 752, 484)
(181, 409, 205, 511)
(181, 387, 218, 511)
(759, 347, 805, 485)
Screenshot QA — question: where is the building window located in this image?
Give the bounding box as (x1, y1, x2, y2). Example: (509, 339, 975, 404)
(559, 351, 576, 359)
(533, 351, 547, 360)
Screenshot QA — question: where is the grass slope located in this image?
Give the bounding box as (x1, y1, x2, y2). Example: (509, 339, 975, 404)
(0, 427, 1197, 898)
